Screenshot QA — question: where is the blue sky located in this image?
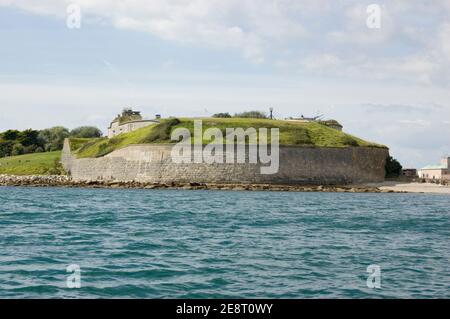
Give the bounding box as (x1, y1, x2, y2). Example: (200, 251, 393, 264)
(0, 0, 449, 168)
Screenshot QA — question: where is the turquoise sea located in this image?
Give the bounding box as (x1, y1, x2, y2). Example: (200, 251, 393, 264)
(0, 187, 449, 299)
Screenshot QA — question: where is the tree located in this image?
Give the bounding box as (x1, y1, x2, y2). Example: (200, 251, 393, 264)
(70, 126, 103, 138)
(18, 129, 41, 147)
(385, 156, 402, 178)
(234, 111, 268, 119)
(1, 130, 20, 141)
(0, 141, 14, 158)
(38, 127, 70, 151)
(212, 113, 232, 118)
(11, 143, 25, 156)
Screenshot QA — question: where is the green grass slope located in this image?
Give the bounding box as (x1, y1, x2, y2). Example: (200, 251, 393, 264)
(0, 151, 63, 175)
(71, 118, 386, 158)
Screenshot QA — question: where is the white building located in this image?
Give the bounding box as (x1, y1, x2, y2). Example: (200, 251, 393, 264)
(108, 109, 159, 138)
(418, 157, 450, 181)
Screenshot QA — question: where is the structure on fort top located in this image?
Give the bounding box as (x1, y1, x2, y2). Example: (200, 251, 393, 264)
(286, 115, 343, 131)
(108, 108, 159, 138)
(418, 156, 450, 181)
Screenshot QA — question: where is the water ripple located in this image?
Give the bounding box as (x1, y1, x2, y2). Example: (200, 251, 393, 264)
(0, 187, 449, 298)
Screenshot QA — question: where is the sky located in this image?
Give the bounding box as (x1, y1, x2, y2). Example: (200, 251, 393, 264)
(0, 0, 449, 168)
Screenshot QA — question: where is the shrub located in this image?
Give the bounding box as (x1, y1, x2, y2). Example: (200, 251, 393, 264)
(11, 143, 25, 156)
(18, 129, 41, 147)
(38, 126, 70, 151)
(70, 126, 103, 138)
(234, 111, 268, 119)
(212, 113, 232, 118)
(1, 130, 20, 141)
(385, 156, 403, 178)
(0, 141, 14, 157)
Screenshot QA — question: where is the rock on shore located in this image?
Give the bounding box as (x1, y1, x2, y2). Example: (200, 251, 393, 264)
(0, 174, 394, 193)
(0, 174, 72, 187)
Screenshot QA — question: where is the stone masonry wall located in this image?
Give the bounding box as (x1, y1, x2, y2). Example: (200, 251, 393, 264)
(61, 139, 388, 185)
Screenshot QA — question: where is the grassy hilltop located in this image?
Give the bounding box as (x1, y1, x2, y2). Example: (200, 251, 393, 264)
(71, 118, 386, 158)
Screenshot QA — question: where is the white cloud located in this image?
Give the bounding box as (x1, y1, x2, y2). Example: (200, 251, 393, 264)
(1, 0, 450, 83)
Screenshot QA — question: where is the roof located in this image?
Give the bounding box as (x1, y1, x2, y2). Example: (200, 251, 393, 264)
(419, 164, 447, 170)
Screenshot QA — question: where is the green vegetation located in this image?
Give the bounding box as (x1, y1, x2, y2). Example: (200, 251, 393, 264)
(0, 151, 64, 175)
(39, 126, 70, 151)
(70, 121, 160, 158)
(234, 111, 268, 119)
(213, 110, 268, 119)
(212, 112, 232, 118)
(141, 118, 181, 143)
(70, 126, 103, 138)
(71, 118, 386, 158)
(0, 129, 43, 157)
(385, 156, 403, 178)
(0, 126, 103, 159)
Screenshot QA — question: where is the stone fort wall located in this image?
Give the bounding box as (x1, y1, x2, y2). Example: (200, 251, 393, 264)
(61, 139, 388, 185)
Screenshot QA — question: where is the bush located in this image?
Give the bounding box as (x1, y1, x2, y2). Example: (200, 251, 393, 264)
(385, 156, 402, 178)
(212, 113, 232, 118)
(18, 129, 41, 147)
(39, 127, 70, 151)
(11, 143, 25, 156)
(0, 141, 13, 157)
(234, 111, 268, 119)
(70, 126, 103, 138)
(1, 130, 20, 141)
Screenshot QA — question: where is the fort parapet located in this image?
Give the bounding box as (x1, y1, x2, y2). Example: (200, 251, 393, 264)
(62, 139, 388, 185)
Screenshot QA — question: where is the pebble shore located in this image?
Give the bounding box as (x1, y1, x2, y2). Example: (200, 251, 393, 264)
(0, 174, 397, 193)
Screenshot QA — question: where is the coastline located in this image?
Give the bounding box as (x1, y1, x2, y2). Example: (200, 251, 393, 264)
(2, 174, 449, 194)
(0, 174, 396, 193)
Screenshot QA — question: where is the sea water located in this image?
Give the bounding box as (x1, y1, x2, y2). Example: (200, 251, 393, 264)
(0, 187, 449, 298)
